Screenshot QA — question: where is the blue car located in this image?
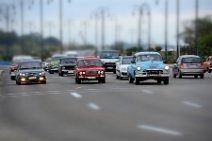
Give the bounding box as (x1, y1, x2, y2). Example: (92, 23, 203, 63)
(127, 52, 170, 85)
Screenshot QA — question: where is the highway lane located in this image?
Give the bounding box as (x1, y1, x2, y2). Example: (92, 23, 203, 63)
(0, 67, 212, 141)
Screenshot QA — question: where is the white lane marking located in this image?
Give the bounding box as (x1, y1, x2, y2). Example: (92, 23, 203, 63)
(138, 125, 182, 136)
(47, 91, 60, 93)
(182, 101, 202, 108)
(31, 92, 41, 94)
(65, 89, 77, 92)
(88, 103, 100, 111)
(70, 92, 82, 99)
(141, 89, 153, 95)
(48, 93, 61, 95)
(87, 89, 98, 91)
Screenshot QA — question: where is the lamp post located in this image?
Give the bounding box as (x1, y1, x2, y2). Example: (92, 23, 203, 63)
(133, 3, 151, 50)
(194, 0, 199, 55)
(91, 11, 99, 53)
(176, 0, 180, 59)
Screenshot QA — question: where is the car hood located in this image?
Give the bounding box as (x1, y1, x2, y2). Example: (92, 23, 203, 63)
(18, 69, 44, 73)
(77, 66, 105, 71)
(136, 61, 165, 70)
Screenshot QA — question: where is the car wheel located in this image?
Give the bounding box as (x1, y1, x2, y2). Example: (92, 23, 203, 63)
(200, 74, 204, 79)
(164, 78, 169, 85)
(135, 78, 139, 85)
(119, 76, 123, 80)
(101, 78, 106, 83)
(179, 73, 182, 79)
(209, 69, 211, 73)
(113, 70, 116, 74)
(16, 80, 21, 85)
(49, 70, 54, 74)
(173, 73, 176, 78)
(129, 75, 134, 83)
(11, 76, 15, 80)
(75, 78, 81, 84)
(157, 79, 161, 84)
(42, 81, 46, 84)
(61, 72, 64, 77)
(116, 75, 119, 79)
(194, 75, 198, 79)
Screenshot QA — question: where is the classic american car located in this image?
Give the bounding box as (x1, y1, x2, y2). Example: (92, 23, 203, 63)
(127, 52, 170, 85)
(116, 56, 133, 80)
(75, 56, 105, 84)
(15, 60, 46, 85)
(58, 57, 77, 76)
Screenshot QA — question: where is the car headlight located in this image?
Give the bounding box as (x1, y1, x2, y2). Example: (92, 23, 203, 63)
(20, 73, 26, 76)
(39, 72, 45, 75)
(164, 66, 169, 70)
(137, 66, 141, 71)
(101, 71, 104, 74)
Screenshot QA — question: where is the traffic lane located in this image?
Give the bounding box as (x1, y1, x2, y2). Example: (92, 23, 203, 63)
(1, 71, 212, 141)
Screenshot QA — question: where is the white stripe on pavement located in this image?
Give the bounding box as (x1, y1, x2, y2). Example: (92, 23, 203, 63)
(70, 92, 82, 99)
(88, 103, 100, 111)
(141, 89, 153, 95)
(138, 125, 182, 136)
(183, 101, 202, 108)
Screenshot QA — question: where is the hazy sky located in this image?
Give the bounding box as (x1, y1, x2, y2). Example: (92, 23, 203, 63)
(0, 0, 211, 47)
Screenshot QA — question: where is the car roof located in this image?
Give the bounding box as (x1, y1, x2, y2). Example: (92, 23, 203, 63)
(134, 52, 160, 56)
(179, 55, 200, 58)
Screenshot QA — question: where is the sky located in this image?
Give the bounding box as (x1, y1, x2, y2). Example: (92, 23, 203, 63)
(0, 0, 212, 47)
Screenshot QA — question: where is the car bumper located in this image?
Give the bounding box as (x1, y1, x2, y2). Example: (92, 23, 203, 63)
(135, 73, 169, 78)
(120, 71, 128, 78)
(18, 76, 46, 83)
(180, 69, 204, 75)
(77, 75, 105, 80)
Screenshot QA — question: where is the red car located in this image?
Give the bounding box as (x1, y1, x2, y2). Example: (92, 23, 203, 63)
(75, 56, 106, 84)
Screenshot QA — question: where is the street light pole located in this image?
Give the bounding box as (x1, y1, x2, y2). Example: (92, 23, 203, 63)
(59, 0, 63, 54)
(194, 0, 199, 55)
(176, 0, 180, 59)
(40, 0, 44, 60)
(164, 0, 168, 63)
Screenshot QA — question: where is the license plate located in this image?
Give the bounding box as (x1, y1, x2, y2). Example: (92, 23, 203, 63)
(149, 74, 158, 77)
(28, 77, 36, 80)
(68, 70, 74, 73)
(87, 77, 96, 79)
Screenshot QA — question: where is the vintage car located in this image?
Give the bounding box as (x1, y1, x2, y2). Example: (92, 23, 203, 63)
(47, 55, 65, 74)
(99, 50, 119, 74)
(116, 56, 133, 80)
(127, 52, 170, 85)
(173, 55, 204, 79)
(203, 56, 212, 73)
(58, 57, 77, 76)
(15, 60, 46, 85)
(75, 56, 105, 84)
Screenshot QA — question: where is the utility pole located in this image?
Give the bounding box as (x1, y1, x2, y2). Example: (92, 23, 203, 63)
(194, 0, 199, 55)
(40, 0, 44, 60)
(20, 0, 24, 53)
(176, 0, 180, 59)
(59, 0, 63, 54)
(164, 0, 168, 63)
(100, 9, 106, 51)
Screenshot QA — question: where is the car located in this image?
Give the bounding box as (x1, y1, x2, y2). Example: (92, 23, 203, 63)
(10, 55, 34, 80)
(203, 56, 212, 73)
(43, 57, 51, 71)
(15, 61, 46, 85)
(58, 57, 77, 76)
(99, 50, 119, 74)
(173, 55, 204, 79)
(116, 56, 133, 80)
(47, 55, 65, 74)
(127, 52, 170, 85)
(75, 56, 105, 84)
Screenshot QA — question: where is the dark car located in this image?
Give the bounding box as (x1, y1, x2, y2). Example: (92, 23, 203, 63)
(58, 57, 77, 76)
(173, 55, 204, 79)
(15, 61, 46, 85)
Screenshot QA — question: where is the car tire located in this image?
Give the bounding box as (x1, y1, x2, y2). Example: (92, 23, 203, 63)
(179, 73, 182, 79)
(42, 81, 46, 84)
(200, 74, 204, 79)
(129, 75, 134, 83)
(119, 76, 123, 80)
(49, 70, 54, 74)
(173, 73, 176, 78)
(194, 75, 198, 79)
(113, 70, 116, 74)
(116, 75, 119, 79)
(157, 79, 161, 84)
(16, 80, 21, 85)
(75, 78, 81, 84)
(164, 78, 169, 85)
(101, 78, 106, 83)
(209, 69, 211, 73)
(135, 78, 139, 85)
(11, 76, 15, 80)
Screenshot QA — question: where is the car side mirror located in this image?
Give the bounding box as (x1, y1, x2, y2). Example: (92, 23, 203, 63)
(131, 60, 135, 64)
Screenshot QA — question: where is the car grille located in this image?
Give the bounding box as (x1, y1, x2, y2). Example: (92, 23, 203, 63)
(29, 72, 38, 76)
(65, 66, 75, 70)
(86, 70, 97, 75)
(143, 70, 163, 74)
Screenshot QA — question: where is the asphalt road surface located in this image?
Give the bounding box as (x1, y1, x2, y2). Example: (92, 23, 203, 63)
(1, 66, 212, 141)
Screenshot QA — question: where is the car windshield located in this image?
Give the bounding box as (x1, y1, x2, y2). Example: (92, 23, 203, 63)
(19, 62, 42, 70)
(182, 57, 201, 63)
(100, 51, 119, 59)
(61, 58, 77, 64)
(78, 59, 102, 67)
(122, 57, 133, 64)
(137, 54, 162, 62)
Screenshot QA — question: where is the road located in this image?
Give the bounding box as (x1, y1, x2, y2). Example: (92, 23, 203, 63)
(0, 66, 212, 141)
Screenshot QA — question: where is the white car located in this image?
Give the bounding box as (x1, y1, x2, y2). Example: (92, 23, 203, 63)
(116, 56, 133, 79)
